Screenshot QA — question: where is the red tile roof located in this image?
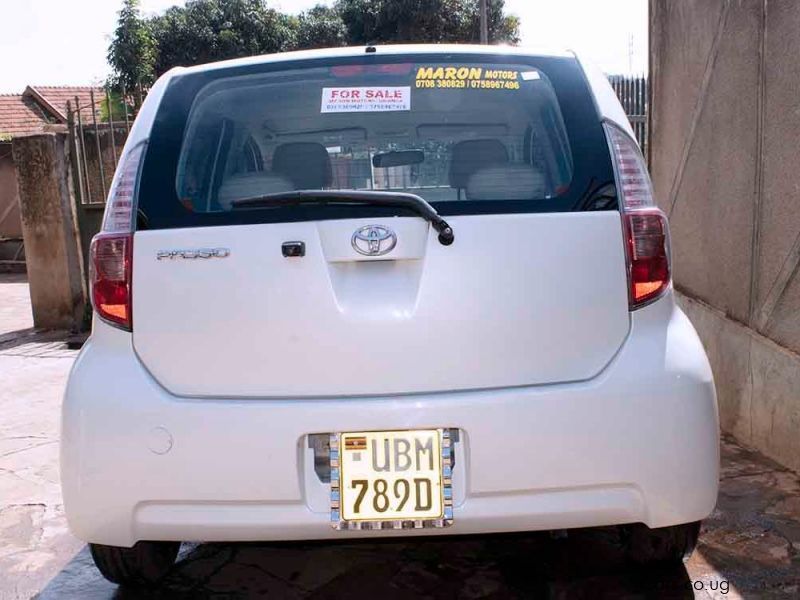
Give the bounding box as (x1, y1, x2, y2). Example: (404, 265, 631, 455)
(0, 86, 103, 138)
(33, 86, 103, 120)
(0, 94, 54, 137)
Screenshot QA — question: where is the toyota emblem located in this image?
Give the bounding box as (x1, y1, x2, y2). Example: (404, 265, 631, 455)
(351, 225, 397, 256)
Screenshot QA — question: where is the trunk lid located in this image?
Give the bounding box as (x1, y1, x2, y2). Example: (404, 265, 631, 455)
(132, 212, 629, 397)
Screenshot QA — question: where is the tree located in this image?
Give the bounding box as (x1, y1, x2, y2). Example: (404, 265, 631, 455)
(107, 0, 156, 97)
(335, 0, 519, 45)
(482, 0, 520, 45)
(148, 0, 296, 77)
(99, 91, 134, 124)
(107, 0, 521, 84)
(296, 5, 347, 50)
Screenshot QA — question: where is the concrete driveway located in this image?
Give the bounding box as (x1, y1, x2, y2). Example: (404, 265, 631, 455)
(1, 273, 799, 599)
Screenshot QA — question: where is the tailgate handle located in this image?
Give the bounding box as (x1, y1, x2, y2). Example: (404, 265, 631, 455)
(282, 241, 306, 257)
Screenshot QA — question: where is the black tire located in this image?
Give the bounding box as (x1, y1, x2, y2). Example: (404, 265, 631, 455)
(623, 521, 701, 565)
(89, 541, 180, 587)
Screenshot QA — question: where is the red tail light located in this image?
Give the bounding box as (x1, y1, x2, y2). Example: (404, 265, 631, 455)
(625, 210, 670, 306)
(90, 233, 132, 329)
(605, 123, 671, 309)
(90, 143, 144, 330)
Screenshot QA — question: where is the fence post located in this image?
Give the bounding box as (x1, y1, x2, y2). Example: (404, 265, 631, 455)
(74, 96, 92, 203)
(122, 83, 131, 135)
(105, 87, 118, 169)
(89, 89, 107, 200)
(66, 101, 84, 205)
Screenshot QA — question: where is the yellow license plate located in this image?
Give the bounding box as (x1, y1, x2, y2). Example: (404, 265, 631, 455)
(332, 429, 453, 529)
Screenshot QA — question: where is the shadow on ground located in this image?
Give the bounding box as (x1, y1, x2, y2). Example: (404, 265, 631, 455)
(687, 440, 800, 598)
(38, 529, 695, 599)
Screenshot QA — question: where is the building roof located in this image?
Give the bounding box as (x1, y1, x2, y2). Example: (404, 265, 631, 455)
(0, 94, 55, 137)
(31, 86, 102, 119)
(0, 86, 103, 138)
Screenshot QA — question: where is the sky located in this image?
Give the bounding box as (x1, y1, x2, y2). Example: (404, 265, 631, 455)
(0, 0, 647, 94)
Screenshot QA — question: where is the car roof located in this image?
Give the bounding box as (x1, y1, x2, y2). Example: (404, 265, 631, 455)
(174, 44, 576, 77)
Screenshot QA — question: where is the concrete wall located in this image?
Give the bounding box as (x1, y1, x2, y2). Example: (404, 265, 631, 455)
(651, 0, 800, 471)
(677, 293, 800, 472)
(0, 142, 22, 238)
(12, 133, 85, 330)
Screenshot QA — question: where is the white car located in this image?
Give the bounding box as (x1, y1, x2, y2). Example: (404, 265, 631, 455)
(61, 45, 719, 587)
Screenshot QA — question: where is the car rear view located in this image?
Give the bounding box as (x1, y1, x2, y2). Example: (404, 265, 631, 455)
(61, 46, 718, 587)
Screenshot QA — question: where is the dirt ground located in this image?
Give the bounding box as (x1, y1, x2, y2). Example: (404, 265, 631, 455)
(1, 274, 799, 599)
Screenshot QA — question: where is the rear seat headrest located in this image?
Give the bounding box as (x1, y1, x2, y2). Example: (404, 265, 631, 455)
(466, 164, 546, 201)
(272, 142, 332, 189)
(449, 139, 509, 190)
(217, 172, 293, 209)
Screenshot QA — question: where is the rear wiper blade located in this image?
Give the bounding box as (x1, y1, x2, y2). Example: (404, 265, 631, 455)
(231, 189, 454, 246)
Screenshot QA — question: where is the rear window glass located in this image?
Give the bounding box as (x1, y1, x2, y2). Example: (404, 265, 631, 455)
(138, 54, 615, 229)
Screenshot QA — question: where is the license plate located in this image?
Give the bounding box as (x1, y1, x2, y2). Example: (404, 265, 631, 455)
(330, 429, 454, 530)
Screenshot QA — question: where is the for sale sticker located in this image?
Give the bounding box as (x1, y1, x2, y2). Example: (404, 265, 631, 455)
(321, 87, 410, 113)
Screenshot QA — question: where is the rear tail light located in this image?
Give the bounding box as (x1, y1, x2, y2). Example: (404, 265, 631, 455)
(89, 143, 144, 330)
(90, 233, 132, 328)
(625, 210, 670, 305)
(605, 123, 671, 309)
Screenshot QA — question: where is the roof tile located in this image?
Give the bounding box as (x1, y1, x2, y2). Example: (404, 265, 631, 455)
(33, 86, 104, 120)
(0, 85, 103, 137)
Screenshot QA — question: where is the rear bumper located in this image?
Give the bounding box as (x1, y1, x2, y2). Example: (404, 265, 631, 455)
(62, 292, 719, 547)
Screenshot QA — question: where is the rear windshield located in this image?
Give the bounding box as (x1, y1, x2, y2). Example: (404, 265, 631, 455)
(138, 54, 616, 229)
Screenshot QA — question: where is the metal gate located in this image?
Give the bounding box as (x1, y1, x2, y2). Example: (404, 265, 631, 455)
(609, 75, 648, 158)
(65, 88, 140, 294)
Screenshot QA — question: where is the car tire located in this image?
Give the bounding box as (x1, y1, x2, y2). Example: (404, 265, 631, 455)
(89, 541, 180, 587)
(622, 521, 701, 565)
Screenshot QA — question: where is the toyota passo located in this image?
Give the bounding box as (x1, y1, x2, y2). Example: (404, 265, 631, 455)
(61, 45, 719, 587)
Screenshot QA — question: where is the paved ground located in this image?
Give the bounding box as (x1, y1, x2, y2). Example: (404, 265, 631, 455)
(2, 273, 800, 599)
(0, 274, 33, 337)
(0, 275, 83, 600)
